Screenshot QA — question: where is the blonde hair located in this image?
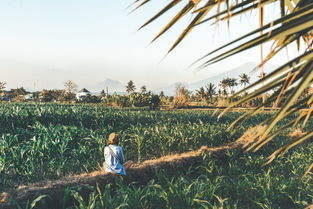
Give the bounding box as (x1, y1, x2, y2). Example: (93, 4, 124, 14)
(107, 133, 119, 145)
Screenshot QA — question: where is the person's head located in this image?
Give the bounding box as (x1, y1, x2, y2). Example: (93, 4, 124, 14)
(107, 132, 119, 145)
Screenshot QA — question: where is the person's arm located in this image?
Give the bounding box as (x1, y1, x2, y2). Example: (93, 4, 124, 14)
(104, 147, 110, 163)
(118, 147, 125, 165)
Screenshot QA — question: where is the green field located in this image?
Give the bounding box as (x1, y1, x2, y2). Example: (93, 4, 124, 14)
(0, 103, 312, 208)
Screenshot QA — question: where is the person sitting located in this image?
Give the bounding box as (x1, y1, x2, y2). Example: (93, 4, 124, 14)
(103, 133, 133, 175)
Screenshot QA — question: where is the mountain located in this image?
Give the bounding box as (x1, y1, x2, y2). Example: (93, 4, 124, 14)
(154, 82, 188, 96)
(0, 58, 69, 91)
(155, 62, 277, 95)
(94, 79, 125, 93)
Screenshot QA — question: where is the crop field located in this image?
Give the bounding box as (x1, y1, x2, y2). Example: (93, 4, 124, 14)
(0, 103, 312, 208)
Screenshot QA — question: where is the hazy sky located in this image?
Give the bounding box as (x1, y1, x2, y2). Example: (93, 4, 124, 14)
(0, 0, 292, 90)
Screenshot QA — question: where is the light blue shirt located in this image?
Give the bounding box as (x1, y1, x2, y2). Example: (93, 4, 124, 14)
(104, 145, 126, 175)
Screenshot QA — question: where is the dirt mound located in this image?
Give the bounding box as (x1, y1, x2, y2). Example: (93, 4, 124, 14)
(0, 140, 245, 209)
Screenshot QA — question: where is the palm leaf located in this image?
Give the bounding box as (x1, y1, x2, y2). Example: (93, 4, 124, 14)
(151, 1, 195, 43)
(132, 0, 313, 165)
(138, 0, 182, 30)
(168, 1, 214, 52)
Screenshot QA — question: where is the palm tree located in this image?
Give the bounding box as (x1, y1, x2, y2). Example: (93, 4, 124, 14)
(140, 85, 147, 94)
(239, 74, 250, 89)
(100, 90, 106, 98)
(126, 80, 136, 94)
(0, 82, 6, 93)
(217, 89, 223, 98)
(196, 87, 206, 102)
(257, 72, 267, 80)
(229, 78, 238, 95)
(132, 0, 313, 164)
(159, 91, 165, 98)
(205, 83, 216, 103)
(219, 78, 229, 98)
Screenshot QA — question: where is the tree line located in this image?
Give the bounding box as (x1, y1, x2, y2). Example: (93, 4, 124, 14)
(1, 74, 312, 109)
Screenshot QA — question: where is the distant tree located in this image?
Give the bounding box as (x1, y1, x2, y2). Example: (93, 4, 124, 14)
(258, 71, 267, 80)
(159, 91, 165, 98)
(173, 84, 190, 108)
(53, 90, 67, 101)
(205, 83, 216, 103)
(239, 73, 250, 89)
(64, 80, 78, 93)
(39, 89, 65, 102)
(0, 82, 6, 92)
(217, 89, 223, 97)
(100, 90, 106, 98)
(39, 90, 55, 102)
(126, 80, 136, 94)
(229, 78, 238, 95)
(149, 95, 161, 110)
(222, 89, 228, 97)
(140, 85, 147, 94)
(11, 87, 27, 97)
(85, 95, 101, 103)
(196, 87, 206, 101)
(219, 78, 229, 97)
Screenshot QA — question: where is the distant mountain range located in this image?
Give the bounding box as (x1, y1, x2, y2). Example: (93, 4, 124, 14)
(1, 59, 277, 95)
(154, 62, 277, 95)
(94, 78, 125, 93)
(91, 62, 277, 95)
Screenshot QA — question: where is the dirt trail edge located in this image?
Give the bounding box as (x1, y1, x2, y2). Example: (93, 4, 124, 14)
(0, 140, 247, 209)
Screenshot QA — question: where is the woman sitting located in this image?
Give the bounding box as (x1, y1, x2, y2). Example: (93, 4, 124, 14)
(103, 133, 133, 175)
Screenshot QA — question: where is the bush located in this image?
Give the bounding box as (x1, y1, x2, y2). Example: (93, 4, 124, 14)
(173, 85, 190, 108)
(149, 95, 161, 110)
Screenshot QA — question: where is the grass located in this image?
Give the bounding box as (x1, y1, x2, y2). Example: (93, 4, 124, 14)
(0, 103, 312, 208)
(28, 145, 312, 209)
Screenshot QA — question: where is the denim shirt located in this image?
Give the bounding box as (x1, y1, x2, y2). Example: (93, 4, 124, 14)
(104, 145, 126, 175)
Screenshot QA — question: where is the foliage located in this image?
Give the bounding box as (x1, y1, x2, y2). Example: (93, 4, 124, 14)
(196, 83, 217, 104)
(126, 80, 136, 94)
(0, 103, 312, 208)
(131, 0, 313, 162)
(10, 87, 28, 97)
(129, 92, 150, 107)
(196, 87, 206, 102)
(149, 94, 161, 110)
(205, 83, 217, 103)
(219, 78, 229, 97)
(39, 89, 65, 102)
(173, 84, 190, 108)
(140, 85, 147, 94)
(64, 146, 312, 209)
(0, 104, 311, 190)
(0, 82, 5, 92)
(64, 80, 78, 94)
(239, 73, 250, 89)
(99, 90, 106, 99)
(104, 94, 131, 107)
(103, 91, 161, 109)
(79, 95, 102, 103)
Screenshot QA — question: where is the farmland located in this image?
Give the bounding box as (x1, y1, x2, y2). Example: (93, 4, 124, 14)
(0, 103, 312, 208)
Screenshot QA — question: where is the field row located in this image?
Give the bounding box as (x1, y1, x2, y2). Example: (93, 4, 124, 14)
(0, 103, 312, 208)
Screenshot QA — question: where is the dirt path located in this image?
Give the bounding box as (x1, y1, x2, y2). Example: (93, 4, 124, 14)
(0, 140, 246, 209)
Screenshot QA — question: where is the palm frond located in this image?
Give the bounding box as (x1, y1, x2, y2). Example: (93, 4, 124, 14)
(132, 0, 313, 164)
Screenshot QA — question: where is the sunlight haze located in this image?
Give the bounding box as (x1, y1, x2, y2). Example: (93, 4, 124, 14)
(0, 0, 287, 92)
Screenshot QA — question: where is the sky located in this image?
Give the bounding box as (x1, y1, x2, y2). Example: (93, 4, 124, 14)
(0, 0, 292, 91)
